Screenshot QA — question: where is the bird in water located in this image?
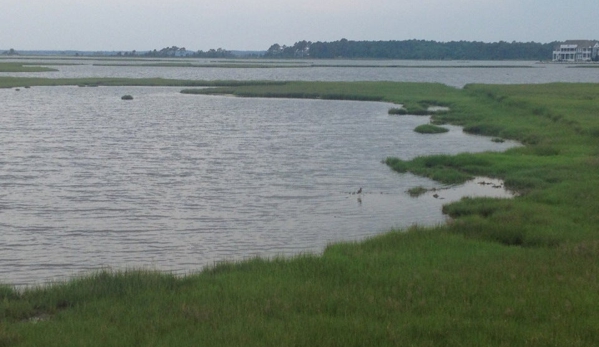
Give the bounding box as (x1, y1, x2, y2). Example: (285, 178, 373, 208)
(357, 187, 362, 194)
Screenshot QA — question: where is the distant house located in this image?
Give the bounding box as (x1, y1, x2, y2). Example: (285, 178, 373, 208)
(552, 40, 599, 62)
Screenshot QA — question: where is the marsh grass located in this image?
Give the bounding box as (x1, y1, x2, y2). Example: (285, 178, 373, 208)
(414, 124, 449, 134)
(0, 63, 57, 73)
(407, 186, 428, 197)
(181, 81, 460, 110)
(2, 81, 599, 345)
(2, 230, 598, 346)
(388, 107, 407, 115)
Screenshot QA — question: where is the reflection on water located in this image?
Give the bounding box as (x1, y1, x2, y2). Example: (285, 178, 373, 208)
(0, 86, 520, 286)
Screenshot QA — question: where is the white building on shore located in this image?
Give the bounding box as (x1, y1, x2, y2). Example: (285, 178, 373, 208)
(552, 40, 599, 62)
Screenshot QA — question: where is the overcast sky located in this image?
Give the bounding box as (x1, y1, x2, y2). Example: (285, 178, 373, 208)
(1, 0, 598, 51)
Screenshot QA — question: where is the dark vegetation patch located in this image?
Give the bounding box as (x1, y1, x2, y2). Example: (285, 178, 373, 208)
(407, 186, 428, 197)
(388, 107, 407, 115)
(442, 197, 513, 218)
(414, 124, 449, 134)
(386, 154, 482, 185)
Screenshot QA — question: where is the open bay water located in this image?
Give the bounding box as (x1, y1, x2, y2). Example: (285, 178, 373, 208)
(0, 85, 520, 285)
(1, 58, 598, 87)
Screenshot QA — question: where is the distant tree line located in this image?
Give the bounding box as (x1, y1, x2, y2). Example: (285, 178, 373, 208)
(1, 48, 18, 56)
(116, 46, 235, 58)
(264, 39, 557, 60)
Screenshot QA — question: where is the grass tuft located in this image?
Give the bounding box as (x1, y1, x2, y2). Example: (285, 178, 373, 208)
(388, 107, 407, 115)
(414, 124, 449, 134)
(407, 186, 429, 197)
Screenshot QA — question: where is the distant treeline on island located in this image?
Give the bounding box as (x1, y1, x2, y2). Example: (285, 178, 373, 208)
(263, 39, 557, 60)
(3, 39, 561, 60)
(121, 40, 556, 60)
(119, 46, 236, 58)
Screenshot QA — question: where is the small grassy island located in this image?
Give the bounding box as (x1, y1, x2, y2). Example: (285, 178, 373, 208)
(414, 124, 450, 134)
(1, 77, 599, 346)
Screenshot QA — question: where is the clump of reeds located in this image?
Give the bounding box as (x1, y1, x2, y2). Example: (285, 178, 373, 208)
(388, 107, 408, 115)
(407, 186, 428, 197)
(414, 124, 449, 134)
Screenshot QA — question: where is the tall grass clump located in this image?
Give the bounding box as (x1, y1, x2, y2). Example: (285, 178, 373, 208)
(407, 186, 428, 197)
(414, 124, 449, 134)
(388, 107, 407, 115)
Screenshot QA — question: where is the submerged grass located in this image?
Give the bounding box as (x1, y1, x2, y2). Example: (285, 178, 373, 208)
(2, 81, 599, 345)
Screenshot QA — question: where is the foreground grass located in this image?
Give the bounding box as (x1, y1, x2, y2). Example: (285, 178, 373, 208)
(2, 81, 599, 345)
(2, 231, 598, 346)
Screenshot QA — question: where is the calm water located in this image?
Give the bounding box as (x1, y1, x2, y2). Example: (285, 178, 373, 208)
(0, 85, 519, 285)
(1, 58, 598, 87)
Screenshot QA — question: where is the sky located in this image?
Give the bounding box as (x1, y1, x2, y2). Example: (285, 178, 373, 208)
(1, 0, 598, 51)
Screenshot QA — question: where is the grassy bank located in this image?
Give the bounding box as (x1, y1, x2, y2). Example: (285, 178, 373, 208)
(0, 63, 57, 72)
(2, 81, 599, 346)
(181, 81, 457, 112)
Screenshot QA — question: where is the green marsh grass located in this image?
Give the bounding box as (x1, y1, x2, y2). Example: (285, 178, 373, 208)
(0, 63, 57, 73)
(180, 81, 460, 110)
(387, 107, 407, 115)
(414, 124, 450, 134)
(407, 186, 428, 197)
(2, 81, 599, 345)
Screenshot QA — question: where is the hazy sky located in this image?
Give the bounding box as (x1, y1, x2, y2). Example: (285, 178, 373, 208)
(1, 0, 598, 51)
